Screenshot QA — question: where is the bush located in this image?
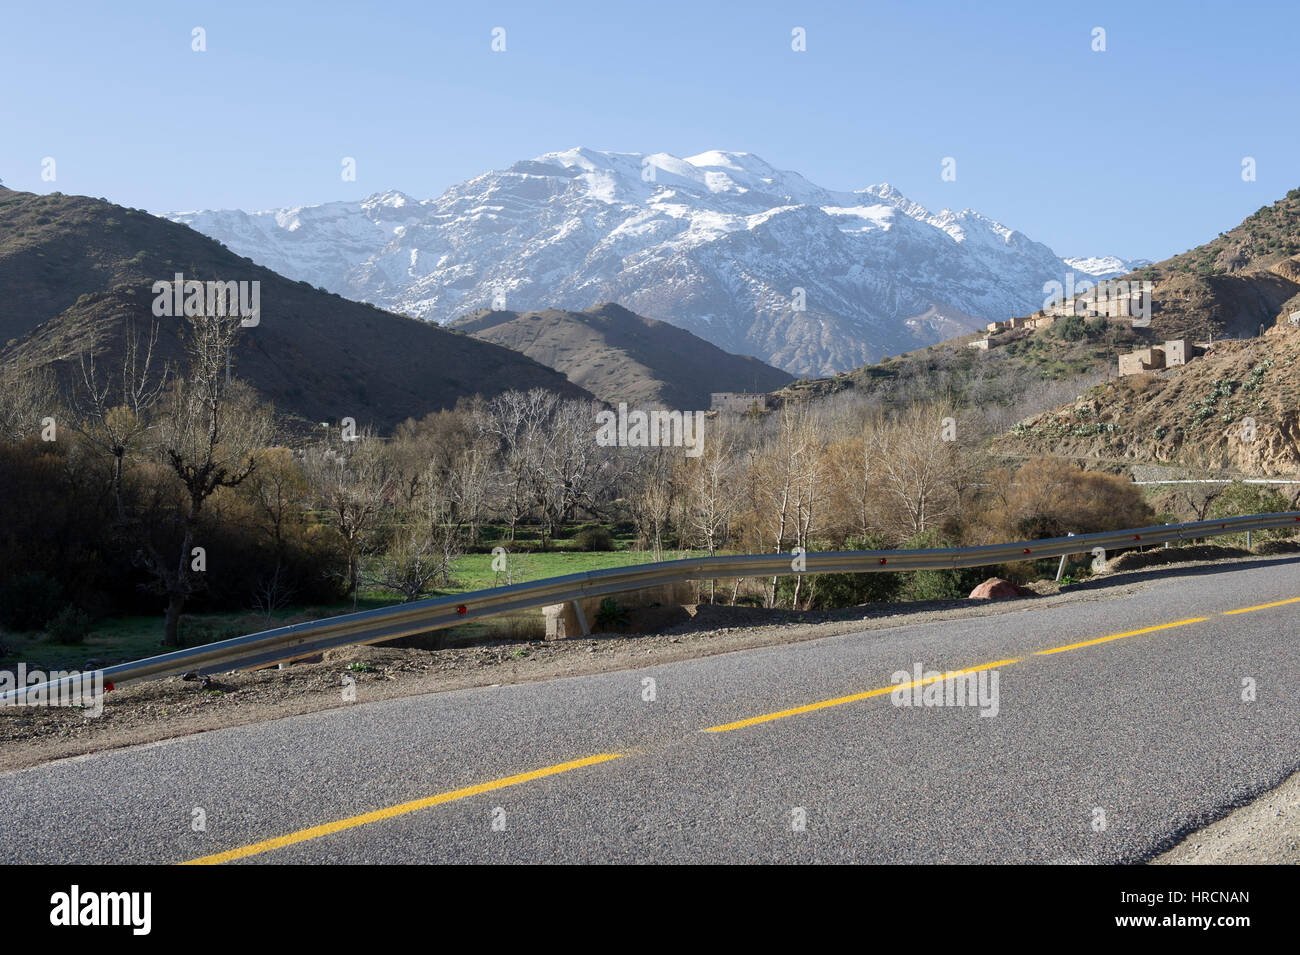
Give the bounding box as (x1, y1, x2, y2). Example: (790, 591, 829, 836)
(45, 607, 92, 645)
(898, 530, 989, 602)
(0, 571, 63, 631)
(594, 597, 628, 630)
(1054, 314, 1088, 341)
(795, 536, 902, 609)
(573, 526, 614, 551)
(803, 571, 902, 609)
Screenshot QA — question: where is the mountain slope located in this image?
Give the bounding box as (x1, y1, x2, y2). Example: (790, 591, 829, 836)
(987, 189, 1300, 475)
(169, 148, 1137, 377)
(450, 302, 792, 408)
(1061, 189, 1300, 343)
(767, 187, 1300, 419)
(995, 326, 1300, 476)
(0, 188, 588, 431)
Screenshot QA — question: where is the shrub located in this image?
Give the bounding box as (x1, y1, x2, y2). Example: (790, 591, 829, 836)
(0, 571, 63, 631)
(573, 526, 614, 551)
(980, 458, 1154, 541)
(793, 536, 902, 609)
(45, 607, 92, 644)
(898, 530, 989, 602)
(803, 571, 901, 609)
(594, 597, 628, 630)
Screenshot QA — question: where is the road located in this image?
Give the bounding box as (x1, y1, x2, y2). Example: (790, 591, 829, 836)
(2, 556, 1298, 864)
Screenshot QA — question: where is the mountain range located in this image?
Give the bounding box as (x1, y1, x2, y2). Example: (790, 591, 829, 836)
(168, 148, 1146, 376)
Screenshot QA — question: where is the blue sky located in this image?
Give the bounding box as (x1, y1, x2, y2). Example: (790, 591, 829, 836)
(2, 0, 1297, 260)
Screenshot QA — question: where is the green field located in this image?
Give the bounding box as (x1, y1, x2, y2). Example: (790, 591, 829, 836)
(0, 548, 705, 670)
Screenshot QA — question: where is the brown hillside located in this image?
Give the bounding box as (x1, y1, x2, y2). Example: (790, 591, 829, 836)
(451, 302, 792, 408)
(0, 189, 588, 430)
(1113, 188, 1300, 341)
(997, 326, 1300, 476)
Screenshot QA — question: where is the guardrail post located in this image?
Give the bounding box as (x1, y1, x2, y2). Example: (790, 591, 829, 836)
(571, 600, 591, 637)
(1247, 530, 1252, 550)
(1055, 532, 1076, 582)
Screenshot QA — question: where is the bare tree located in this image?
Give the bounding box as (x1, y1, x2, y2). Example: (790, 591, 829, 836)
(0, 364, 60, 443)
(477, 389, 557, 541)
(748, 403, 823, 606)
(629, 447, 677, 561)
(682, 418, 740, 601)
(74, 317, 168, 518)
(303, 430, 392, 609)
(141, 315, 263, 646)
(870, 402, 961, 541)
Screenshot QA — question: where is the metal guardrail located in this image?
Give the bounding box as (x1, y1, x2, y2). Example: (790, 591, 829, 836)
(4, 511, 1298, 706)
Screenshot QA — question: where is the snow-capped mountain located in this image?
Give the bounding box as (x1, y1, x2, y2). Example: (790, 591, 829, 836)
(1062, 255, 1152, 280)
(169, 149, 1139, 376)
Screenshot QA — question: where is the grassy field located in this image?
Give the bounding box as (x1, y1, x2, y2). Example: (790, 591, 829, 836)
(0, 547, 704, 670)
(447, 548, 698, 592)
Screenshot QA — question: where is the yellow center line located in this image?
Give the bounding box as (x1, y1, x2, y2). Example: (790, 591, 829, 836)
(179, 595, 1298, 862)
(702, 658, 1019, 733)
(180, 752, 622, 865)
(1224, 596, 1300, 615)
(1034, 617, 1208, 656)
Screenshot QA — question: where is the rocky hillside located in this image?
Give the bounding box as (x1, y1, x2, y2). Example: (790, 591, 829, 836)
(1070, 189, 1300, 343)
(450, 302, 791, 408)
(997, 325, 1300, 476)
(0, 188, 588, 431)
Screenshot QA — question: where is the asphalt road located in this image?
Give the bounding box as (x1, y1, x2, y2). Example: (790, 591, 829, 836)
(2, 556, 1298, 864)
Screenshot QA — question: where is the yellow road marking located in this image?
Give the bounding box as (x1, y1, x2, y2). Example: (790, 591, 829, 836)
(703, 658, 1019, 733)
(182, 596, 1298, 862)
(1224, 596, 1300, 615)
(180, 753, 622, 865)
(1034, 617, 1208, 656)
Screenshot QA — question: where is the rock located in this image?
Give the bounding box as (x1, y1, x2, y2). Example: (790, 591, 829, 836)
(968, 578, 1030, 600)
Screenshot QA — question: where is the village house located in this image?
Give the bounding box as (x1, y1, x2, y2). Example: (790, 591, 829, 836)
(710, 392, 770, 414)
(1117, 339, 1199, 377)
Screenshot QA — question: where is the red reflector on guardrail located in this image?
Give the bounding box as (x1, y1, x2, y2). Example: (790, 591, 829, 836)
(456, 605, 467, 615)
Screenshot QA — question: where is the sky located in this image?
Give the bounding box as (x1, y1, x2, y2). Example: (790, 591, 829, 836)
(2, 0, 1298, 261)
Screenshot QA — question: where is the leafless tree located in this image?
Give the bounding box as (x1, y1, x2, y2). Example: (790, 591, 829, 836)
(870, 402, 961, 541)
(303, 429, 393, 609)
(682, 417, 742, 601)
(74, 317, 169, 515)
(0, 364, 60, 443)
(140, 315, 263, 646)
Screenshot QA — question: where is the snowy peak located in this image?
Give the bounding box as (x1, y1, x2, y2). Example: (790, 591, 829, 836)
(1064, 255, 1153, 279)
(165, 148, 1142, 376)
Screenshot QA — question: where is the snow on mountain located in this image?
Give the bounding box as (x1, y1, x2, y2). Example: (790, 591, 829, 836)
(168, 149, 1142, 376)
(1064, 255, 1153, 280)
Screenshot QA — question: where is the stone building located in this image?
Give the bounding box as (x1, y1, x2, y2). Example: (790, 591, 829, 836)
(1117, 340, 1197, 377)
(710, 392, 769, 414)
